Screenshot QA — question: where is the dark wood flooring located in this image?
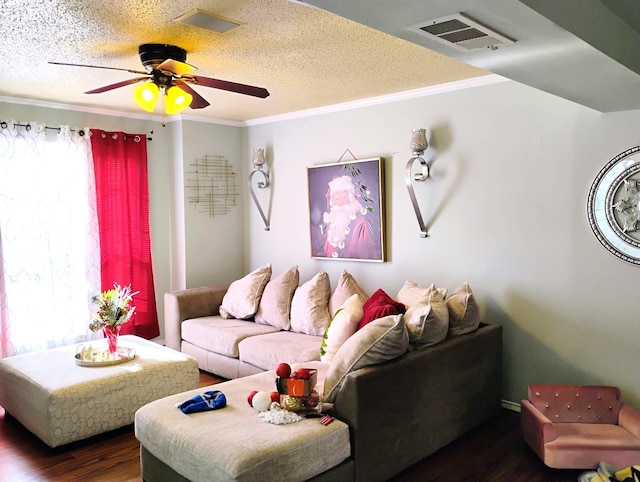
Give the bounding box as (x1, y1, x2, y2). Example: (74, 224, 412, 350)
(0, 370, 587, 481)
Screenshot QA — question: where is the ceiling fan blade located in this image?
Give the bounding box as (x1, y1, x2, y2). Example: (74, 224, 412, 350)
(158, 58, 196, 76)
(173, 79, 210, 109)
(84, 76, 150, 94)
(49, 61, 148, 76)
(189, 75, 270, 98)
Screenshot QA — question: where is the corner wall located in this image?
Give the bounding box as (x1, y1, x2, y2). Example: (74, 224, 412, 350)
(180, 120, 245, 289)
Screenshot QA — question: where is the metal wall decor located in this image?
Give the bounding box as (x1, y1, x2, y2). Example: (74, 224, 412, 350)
(185, 155, 239, 217)
(405, 128, 431, 237)
(248, 148, 271, 231)
(587, 145, 640, 265)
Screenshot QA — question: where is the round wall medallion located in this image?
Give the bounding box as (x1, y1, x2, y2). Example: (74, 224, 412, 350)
(587, 145, 640, 265)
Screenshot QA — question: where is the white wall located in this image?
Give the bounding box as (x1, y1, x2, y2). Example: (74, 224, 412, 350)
(179, 120, 245, 289)
(244, 80, 640, 407)
(4, 78, 640, 408)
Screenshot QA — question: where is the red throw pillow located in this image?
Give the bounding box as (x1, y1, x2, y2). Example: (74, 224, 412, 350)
(358, 289, 405, 330)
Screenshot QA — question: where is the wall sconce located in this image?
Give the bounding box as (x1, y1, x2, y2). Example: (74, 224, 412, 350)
(405, 128, 430, 237)
(248, 148, 271, 231)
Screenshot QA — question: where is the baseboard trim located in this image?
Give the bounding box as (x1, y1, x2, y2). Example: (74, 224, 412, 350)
(502, 400, 521, 412)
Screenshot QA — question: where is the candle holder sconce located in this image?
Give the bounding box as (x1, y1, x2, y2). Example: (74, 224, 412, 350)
(405, 128, 431, 237)
(248, 148, 271, 231)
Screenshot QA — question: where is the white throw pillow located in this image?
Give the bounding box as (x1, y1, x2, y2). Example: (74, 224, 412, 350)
(397, 281, 449, 348)
(219, 264, 272, 319)
(255, 266, 299, 330)
(323, 314, 409, 403)
(290, 272, 331, 336)
(320, 294, 364, 363)
(329, 270, 369, 317)
(446, 282, 482, 337)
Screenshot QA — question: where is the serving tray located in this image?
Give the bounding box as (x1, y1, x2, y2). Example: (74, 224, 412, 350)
(75, 345, 136, 367)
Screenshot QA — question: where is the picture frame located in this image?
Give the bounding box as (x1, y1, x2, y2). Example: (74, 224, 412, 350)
(307, 157, 385, 262)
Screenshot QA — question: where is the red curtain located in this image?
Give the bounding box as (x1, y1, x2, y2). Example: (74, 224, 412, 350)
(90, 130, 159, 339)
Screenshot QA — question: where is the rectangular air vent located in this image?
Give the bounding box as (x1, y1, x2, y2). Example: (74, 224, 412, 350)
(175, 9, 241, 34)
(408, 13, 514, 51)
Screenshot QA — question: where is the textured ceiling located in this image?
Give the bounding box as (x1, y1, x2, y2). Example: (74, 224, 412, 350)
(0, 0, 488, 122)
(306, 0, 640, 113)
(5, 1, 637, 123)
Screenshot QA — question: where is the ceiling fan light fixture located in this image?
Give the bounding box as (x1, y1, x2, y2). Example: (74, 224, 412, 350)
(165, 86, 193, 115)
(133, 82, 159, 112)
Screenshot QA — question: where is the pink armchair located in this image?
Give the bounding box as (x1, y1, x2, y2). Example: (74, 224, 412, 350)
(521, 384, 640, 469)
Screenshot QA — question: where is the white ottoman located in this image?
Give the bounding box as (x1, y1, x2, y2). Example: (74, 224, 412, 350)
(0, 335, 199, 447)
(135, 368, 352, 482)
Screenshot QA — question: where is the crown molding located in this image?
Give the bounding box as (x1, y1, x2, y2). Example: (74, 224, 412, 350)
(244, 74, 509, 126)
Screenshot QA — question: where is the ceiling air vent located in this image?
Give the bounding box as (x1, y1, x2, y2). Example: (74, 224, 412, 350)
(175, 9, 241, 34)
(408, 13, 514, 51)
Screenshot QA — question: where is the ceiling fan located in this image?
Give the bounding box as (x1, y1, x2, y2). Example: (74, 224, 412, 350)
(49, 43, 270, 114)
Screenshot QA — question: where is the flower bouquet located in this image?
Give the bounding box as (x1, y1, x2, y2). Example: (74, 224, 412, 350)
(89, 283, 138, 353)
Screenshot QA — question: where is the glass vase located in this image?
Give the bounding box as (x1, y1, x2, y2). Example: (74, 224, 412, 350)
(103, 325, 120, 354)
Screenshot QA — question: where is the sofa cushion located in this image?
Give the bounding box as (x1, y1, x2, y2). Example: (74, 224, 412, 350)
(329, 270, 369, 317)
(358, 288, 405, 330)
(446, 282, 482, 337)
(219, 264, 272, 320)
(182, 316, 278, 358)
(238, 331, 323, 371)
(321, 294, 363, 363)
(254, 266, 299, 330)
(397, 281, 449, 348)
(324, 314, 409, 403)
(290, 271, 331, 336)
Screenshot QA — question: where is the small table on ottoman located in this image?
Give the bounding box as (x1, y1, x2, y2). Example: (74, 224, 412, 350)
(0, 335, 199, 448)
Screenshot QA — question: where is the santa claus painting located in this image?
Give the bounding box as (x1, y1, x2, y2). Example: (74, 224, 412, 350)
(308, 158, 384, 261)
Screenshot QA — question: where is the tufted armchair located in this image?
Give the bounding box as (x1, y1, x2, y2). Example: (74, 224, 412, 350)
(521, 384, 640, 469)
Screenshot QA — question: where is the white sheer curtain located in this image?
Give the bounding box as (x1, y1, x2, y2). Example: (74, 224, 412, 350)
(0, 120, 101, 357)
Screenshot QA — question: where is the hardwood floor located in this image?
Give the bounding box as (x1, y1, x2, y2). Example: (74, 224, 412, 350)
(1, 370, 587, 482)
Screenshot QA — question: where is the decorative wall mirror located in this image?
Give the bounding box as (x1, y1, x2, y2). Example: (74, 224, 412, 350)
(587, 145, 640, 265)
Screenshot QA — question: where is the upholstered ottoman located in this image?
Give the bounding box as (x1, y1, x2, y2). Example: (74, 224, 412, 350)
(135, 369, 353, 482)
(0, 335, 199, 447)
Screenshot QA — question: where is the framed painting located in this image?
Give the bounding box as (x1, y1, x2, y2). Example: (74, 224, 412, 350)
(307, 157, 385, 262)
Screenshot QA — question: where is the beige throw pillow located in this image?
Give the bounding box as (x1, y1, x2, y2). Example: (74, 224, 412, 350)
(329, 270, 369, 317)
(290, 272, 331, 336)
(323, 314, 409, 403)
(446, 282, 482, 337)
(219, 264, 272, 319)
(397, 281, 449, 348)
(320, 294, 364, 363)
(255, 266, 299, 330)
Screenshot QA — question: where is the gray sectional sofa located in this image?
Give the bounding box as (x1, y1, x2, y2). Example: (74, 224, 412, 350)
(144, 275, 503, 481)
(138, 320, 502, 481)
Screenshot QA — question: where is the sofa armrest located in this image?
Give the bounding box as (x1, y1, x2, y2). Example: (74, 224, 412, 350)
(520, 399, 557, 460)
(619, 403, 640, 439)
(164, 283, 230, 351)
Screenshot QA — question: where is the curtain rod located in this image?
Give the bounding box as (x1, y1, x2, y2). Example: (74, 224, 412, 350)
(0, 121, 152, 141)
